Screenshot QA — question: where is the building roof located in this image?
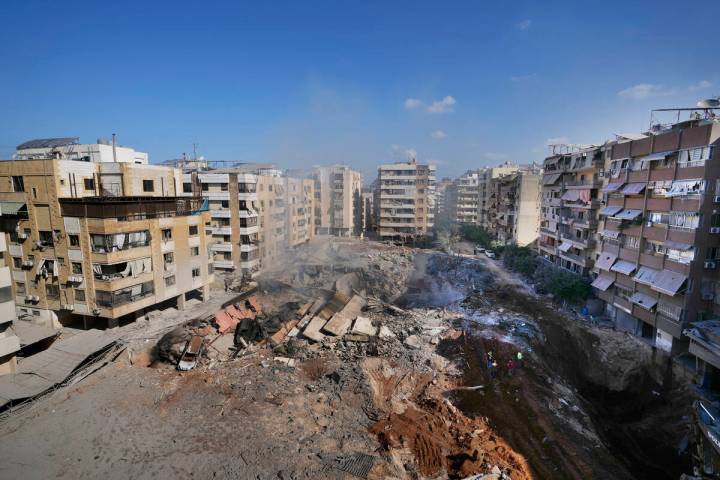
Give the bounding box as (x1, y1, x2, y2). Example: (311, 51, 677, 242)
(16, 137, 79, 150)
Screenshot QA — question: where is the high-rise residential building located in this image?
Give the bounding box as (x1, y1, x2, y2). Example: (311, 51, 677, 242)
(478, 163, 521, 230)
(449, 170, 480, 225)
(486, 167, 542, 246)
(312, 166, 363, 236)
(434, 177, 453, 223)
(180, 170, 260, 275)
(375, 160, 436, 241)
(0, 233, 20, 374)
(284, 176, 315, 247)
(361, 186, 375, 234)
(590, 115, 720, 358)
(256, 168, 288, 267)
(538, 145, 604, 276)
(0, 142, 213, 329)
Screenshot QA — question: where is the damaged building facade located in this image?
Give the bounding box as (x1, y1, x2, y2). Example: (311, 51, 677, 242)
(445, 170, 480, 225)
(538, 145, 604, 276)
(0, 232, 20, 373)
(375, 160, 436, 242)
(486, 167, 542, 246)
(584, 117, 720, 369)
(0, 139, 214, 329)
(311, 166, 363, 237)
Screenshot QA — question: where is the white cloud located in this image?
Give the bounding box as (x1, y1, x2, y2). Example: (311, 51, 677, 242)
(428, 158, 448, 166)
(484, 152, 507, 161)
(516, 19, 532, 30)
(431, 130, 447, 139)
(404, 98, 422, 109)
(546, 137, 570, 145)
(427, 95, 456, 113)
(617, 83, 672, 100)
(689, 80, 712, 92)
(510, 73, 536, 82)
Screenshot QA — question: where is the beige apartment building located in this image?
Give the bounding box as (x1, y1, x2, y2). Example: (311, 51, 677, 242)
(0, 233, 20, 374)
(181, 171, 260, 275)
(0, 152, 213, 329)
(256, 169, 288, 267)
(312, 166, 362, 236)
(487, 168, 542, 246)
(376, 160, 436, 241)
(448, 170, 480, 225)
(538, 145, 604, 276)
(284, 176, 315, 247)
(478, 163, 521, 230)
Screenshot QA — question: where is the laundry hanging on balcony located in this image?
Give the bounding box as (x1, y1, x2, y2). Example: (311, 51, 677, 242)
(666, 179, 705, 197)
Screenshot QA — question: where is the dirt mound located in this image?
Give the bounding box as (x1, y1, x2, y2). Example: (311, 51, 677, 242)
(363, 358, 532, 479)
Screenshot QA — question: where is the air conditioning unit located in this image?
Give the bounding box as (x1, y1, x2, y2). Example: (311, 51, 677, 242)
(17, 233, 28, 240)
(702, 292, 715, 301)
(705, 261, 717, 269)
(61, 304, 75, 311)
(711, 227, 720, 234)
(21, 260, 34, 268)
(68, 275, 83, 283)
(25, 295, 38, 303)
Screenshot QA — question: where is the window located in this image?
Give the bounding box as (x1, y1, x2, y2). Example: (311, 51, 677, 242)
(162, 228, 172, 241)
(183, 182, 192, 193)
(614, 284, 633, 301)
(220, 183, 228, 191)
(190, 246, 199, 256)
(57, 257, 65, 266)
(69, 234, 80, 247)
(707, 247, 720, 261)
(71, 262, 82, 274)
(45, 284, 60, 299)
(0, 286, 11, 303)
(657, 301, 682, 321)
(90, 231, 150, 252)
(84, 178, 95, 190)
(623, 235, 641, 250)
(221, 200, 229, 208)
(11, 176, 24, 192)
(189, 225, 198, 236)
(165, 275, 176, 287)
(75, 289, 86, 302)
(163, 252, 174, 264)
(143, 180, 154, 192)
(38, 230, 54, 246)
(192, 267, 200, 278)
(32, 187, 37, 198)
(15, 283, 26, 295)
(12, 257, 21, 269)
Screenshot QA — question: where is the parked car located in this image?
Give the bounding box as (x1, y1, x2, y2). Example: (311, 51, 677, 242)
(177, 335, 205, 371)
(484, 250, 496, 259)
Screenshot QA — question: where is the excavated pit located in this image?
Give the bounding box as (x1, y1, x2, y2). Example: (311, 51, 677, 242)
(400, 252, 691, 479)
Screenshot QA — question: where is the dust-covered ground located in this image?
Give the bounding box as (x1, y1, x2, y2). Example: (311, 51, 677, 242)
(0, 237, 694, 479)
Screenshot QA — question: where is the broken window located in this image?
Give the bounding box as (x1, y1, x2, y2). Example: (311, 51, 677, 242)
(38, 230, 54, 247)
(191, 267, 200, 278)
(162, 228, 172, 241)
(84, 178, 95, 190)
(45, 284, 59, 299)
(143, 180, 154, 192)
(69, 234, 80, 247)
(165, 275, 176, 287)
(90, 231, 150, 252)
(95, 281, 154, 307)
(75, 289, 86, 302)
(71, 262, 82, 274)
(189, 225, 198, 236)
(11, 176, 24, 192)
(190, 247, 199, 256)
(92, 258, 152, 280)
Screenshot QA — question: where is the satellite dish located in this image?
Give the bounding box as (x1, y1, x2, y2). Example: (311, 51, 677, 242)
(697, 98, 720, 108)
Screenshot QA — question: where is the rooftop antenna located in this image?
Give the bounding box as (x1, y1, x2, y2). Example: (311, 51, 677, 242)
(112, 133, 117, 163)
(192, 142, 198, 161)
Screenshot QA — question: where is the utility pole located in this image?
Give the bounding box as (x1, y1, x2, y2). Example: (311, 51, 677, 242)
(112, 133, 117, 163)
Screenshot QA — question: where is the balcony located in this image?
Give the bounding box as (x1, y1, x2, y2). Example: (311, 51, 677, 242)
(210, 209, 232, 218)
(60, 196, 206, 221)
(210, 242, 233, 252)
(207, 226, 232, 236)
(95, 281, 155, 309)
(559, 250, 592, 267)
(561, 233, 595, 249)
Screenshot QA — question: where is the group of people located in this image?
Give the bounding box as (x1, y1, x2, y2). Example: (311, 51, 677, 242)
(486, 350, 523, 380)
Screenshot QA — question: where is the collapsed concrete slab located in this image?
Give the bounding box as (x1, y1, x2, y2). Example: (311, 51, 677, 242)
(302, 315, 328, 343)
(351, 316, 376, 336)
(323, 295, 367, 336)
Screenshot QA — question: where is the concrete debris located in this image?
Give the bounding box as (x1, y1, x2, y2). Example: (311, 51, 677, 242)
(351, 316, 376, 337)
(322, 294, 367, 337)
(404, 334, 422, 349)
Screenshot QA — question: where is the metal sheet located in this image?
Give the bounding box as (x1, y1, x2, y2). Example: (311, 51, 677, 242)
(613, 209, 643, 221)
(651, 269, 688, 296)
(601, 182, 624, 193)
(591, 274, 615, 292)
(634, 266, 660, 286)
(621, 183, 647, 195)
(596, 252, 618, 271)
(610, 260, 636, 275)
(601, 229, 621, 239)
(558, 241, 573, 253)
(542, 173, 562, 186)
(599, 205, 623, 216)
(629, 291, 658, 310)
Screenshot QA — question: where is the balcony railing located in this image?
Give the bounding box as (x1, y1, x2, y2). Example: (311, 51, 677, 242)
(95, 281, 154, 308)
(60, 197, 206, 221)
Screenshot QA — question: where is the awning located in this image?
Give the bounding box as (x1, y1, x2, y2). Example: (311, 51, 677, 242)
(651, 269, 688, 296)
(596, 252, 617, 271)
(591, 274, 615, 292)
(663, 239, 693, 251)
(642, 151, 674, 162)
(599, 205, 623, 216)
(543, 173, 562, 186)
(621, 183, 646, 195)
(612, 209, 643, 221)
(602, 182, 624, 193)
(629, 292, 658, 310)
(666, 179, 704, 197)
(561, 190, 580, 201)
(634, 266, 660, 286)
(600, 229, 621, 239)
(611, 260, 636, 275)
(0, 202, 27, 216)
(558, 241, 573, 253)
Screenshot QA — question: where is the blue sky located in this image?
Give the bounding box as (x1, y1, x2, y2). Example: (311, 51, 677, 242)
(1, 0, 718, 181)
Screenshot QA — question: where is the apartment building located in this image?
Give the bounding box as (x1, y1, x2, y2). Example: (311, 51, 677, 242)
(590, 116, 720, 359)
(256, 169, 288, 266)
(478, 163, 521, 230)
(0, 233, 20, 374)
(15, 137, 148, 164)
(434, 177, 453, 223)
(181, 171, 260, 275)
(361, 186, 375, 234)
(0, 148, 213, 329)
(538, 146, 604, 276)
(376, 160, 436, 242)
(487, 168, 542, 246)
(448, 170, 480, 225)
(312, 166, 362, 236)
(284, 176, 315, 247)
